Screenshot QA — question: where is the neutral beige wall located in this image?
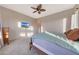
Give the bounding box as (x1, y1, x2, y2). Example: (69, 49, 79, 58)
(0, 5, 77, 41)
(0, 6, 35, 40)
(32, 19, 42, 34)
(38, 8, 74, 33)
(0, 8, 4, 47)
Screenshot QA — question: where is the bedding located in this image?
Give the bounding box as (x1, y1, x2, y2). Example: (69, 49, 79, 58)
(64, 28, 79, 41)
(64, 29, 72, 36)
(33, 38, 76, 55)
(32, 31, 79, 54)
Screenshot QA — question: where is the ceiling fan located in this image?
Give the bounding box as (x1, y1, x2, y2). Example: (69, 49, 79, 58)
(31, 4, 46, 14)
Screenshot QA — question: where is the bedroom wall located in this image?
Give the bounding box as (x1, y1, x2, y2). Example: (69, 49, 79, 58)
(0, 6, 34, 41)
(38, 9, 74, 33)
(0, 5, 77, 41)
(0, 9, 4, 47)
(74, 4, 79, 27)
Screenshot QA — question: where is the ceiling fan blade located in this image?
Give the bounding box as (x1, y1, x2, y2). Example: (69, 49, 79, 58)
(38, 11, 41, 14)
(31, 7, 36, 10)
(40, 9, 46, 11)
(37, 4, 42, 9)
(33, 11, 37, 13)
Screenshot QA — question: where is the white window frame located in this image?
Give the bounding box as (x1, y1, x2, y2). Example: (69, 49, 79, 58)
(71, 10, 78, 29)
(63, 18, 67, 33)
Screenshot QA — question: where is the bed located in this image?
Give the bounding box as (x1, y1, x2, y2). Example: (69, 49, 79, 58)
(32, 31, 79, 55)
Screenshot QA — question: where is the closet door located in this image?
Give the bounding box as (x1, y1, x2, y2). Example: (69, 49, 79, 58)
(2, 27, 9, 45)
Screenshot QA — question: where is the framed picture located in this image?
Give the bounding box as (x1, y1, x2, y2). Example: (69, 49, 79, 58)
(18, 21, 30, 29)
(21, 21, 30, 28)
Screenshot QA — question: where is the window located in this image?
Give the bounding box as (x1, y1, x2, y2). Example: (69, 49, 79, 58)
(63, 18, 67, 33)
(20, 32, 26, 37)
(71, 11, 78, 29)
(18, 22, 21, 28)
(41, 25, 44, 32)
(28, 26, 34, 31)
(27, 32, 34, 37)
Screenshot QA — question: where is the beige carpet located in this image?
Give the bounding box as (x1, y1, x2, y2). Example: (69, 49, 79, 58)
(0, 38, 38, 55)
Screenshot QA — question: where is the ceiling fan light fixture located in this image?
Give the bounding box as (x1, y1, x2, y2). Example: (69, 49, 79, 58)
(31, 4, 46, 14)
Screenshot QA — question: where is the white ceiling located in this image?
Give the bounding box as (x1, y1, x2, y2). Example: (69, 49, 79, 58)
(0, 4, 75, 18)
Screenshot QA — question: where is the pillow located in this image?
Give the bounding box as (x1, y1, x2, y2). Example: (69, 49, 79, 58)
(64, 29, 72, 36)
(64, 29, 79, 41)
